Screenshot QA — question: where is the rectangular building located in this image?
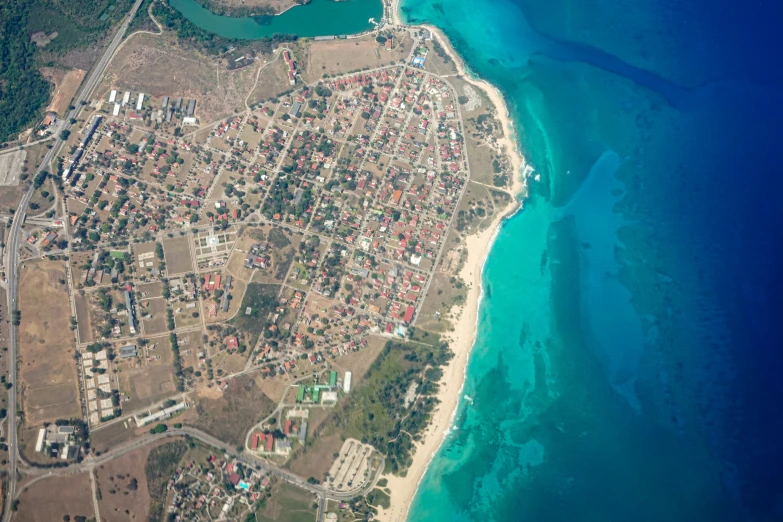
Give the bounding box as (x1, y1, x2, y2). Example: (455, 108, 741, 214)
(122, 91, 130, 105)
(119, 344, 138, 359)
(136, 93, 145, 111)
(343, 371, 352, 393)
(109, 90, 117, 102)
(113, 103, 121, 116)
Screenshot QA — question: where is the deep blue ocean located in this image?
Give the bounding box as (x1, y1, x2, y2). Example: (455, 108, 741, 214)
(401, 0, 783, 520)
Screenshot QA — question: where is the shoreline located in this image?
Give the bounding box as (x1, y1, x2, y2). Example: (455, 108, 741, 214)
(378, 2, 531, 521)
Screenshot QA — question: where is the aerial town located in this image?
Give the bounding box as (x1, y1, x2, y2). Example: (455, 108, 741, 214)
(0, 2, 517, 520)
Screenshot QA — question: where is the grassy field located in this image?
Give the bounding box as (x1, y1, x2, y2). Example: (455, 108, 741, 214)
(255, 482, 317, 522)
(230, 282, 281, 346)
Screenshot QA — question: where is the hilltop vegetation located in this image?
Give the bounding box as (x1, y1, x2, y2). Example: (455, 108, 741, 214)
(0, 0, 134, 143)
(28, 0, 134, 56)
(0, 1, 51, 142)
(335, 338, 453, 474)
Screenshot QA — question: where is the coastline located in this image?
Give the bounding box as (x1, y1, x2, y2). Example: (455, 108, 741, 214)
(378, 2, 530, 520)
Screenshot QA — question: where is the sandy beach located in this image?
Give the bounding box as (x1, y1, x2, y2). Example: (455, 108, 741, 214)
(377, 2, 530, 520)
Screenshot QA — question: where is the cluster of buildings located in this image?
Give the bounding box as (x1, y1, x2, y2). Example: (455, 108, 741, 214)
(164, 454, 273, 519)
(283, 50, 297, 85)
(34, 425, 79, 460)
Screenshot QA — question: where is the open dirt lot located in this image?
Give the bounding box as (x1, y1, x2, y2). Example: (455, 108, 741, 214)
(15, 472, 94, 522)
(118, 335, 176, 412)
(102, 33, 259, 123)
(0, 150, 25, 186)
(288, 427, 343, 483)
(90, 417, 142, 454)
(247, 57, 294, 106)
(140, 297, 169, 335)
(163, 236, 194, 275)
(188, 374, 276, 447)
(303, 33, 412, 80)
(41, 67, 86, 116)
(254, 482, 317, 522)
(333, 335, 386, 387)
(95, 442, 167, 522)
(0, 185, 25, 212)
(18, 259, 80, 424)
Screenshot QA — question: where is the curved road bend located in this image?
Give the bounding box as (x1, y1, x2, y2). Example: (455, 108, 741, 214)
(3, 0, 144, 519)
(15, 426, 384, 520)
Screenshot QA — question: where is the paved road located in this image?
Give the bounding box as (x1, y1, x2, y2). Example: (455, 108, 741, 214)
(15, 426, 383, 507)
(2, 1, 144, 519)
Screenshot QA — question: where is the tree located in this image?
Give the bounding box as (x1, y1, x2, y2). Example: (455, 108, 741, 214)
(458, 95, 469, 105)
(59, 129, 71, 140)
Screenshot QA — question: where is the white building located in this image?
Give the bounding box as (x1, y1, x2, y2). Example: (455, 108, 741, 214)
(113, 103, 121, 116)
(122, 91, 131, 105)
(35, 429, 46, 452)
(136, 93, 145, 111)
(109, 90, 117, 102)
(343, 371, 352, 393)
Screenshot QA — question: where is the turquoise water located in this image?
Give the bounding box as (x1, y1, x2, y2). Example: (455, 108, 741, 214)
(169, 0, 383, 38)
(403, 0, 783, 520)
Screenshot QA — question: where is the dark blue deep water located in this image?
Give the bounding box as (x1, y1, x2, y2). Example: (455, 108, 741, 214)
(401, 0, 783, 520)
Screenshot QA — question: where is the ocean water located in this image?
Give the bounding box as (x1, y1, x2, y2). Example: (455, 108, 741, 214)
(402, 0, 783, 521)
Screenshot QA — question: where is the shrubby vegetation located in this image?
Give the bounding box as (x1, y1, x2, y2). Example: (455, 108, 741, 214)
(146, 440, 188, 522)
(0, 1, 51, 142)
(335, 338, 453, 474)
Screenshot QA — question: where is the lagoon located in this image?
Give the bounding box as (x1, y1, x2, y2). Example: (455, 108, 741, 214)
(169, 0, 383, 39)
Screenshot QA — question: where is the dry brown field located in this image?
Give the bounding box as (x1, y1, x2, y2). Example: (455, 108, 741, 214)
(102, 33, 259, 123)
(132, 240, 161, 276)
(90, 418, 141, 454)
(303, 32, 412, 80)
(246, 57, 293, 106)
(288, 428, 343, 482)
(137, 281, 164, 299)
(333, 334, 386, 387)
(208, 0, 297, 14)
(140, 297, 169, 335)
(18, 259, 80, 425)
(95, 443, 167, 521)
(0, 186, 24, 213)
(188, 374, 276, 446)
(73, 292, 93, 344)
(163, 236, 194, 275)
(117, 335, 176, 412)
(41, 67, 86, 116)
(253, 372, 290, 403)
(15, 472, 94, 522)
